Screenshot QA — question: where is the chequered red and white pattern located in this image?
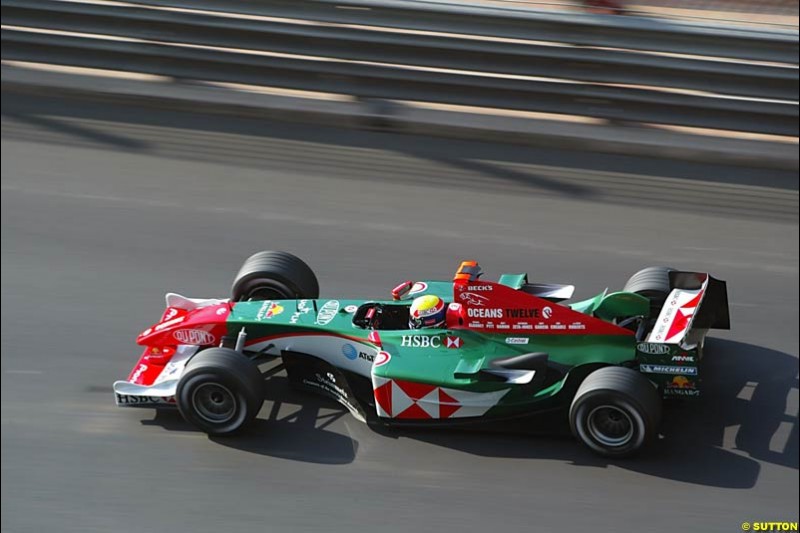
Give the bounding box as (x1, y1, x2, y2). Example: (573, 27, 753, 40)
(372, 376, 509, 419)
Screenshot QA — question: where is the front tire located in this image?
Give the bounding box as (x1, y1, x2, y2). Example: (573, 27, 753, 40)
(570, 367, 661, 458)
(231, 251, 319, 301)
(176, 348, 264, 435)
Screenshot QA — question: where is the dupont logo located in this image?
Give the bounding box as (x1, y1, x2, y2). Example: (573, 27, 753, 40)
(637, 343, 671, 355)
(173, 329, 215, 345)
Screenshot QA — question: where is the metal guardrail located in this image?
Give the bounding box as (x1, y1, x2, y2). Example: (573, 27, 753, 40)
(420, 0, 800, 29)
(1, 0, 797, 136)
(123, 0, 800, 63)
(4, 0, 796, 100)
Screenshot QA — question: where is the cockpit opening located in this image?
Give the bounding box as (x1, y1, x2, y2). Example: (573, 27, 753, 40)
(352, 303, 411, 330)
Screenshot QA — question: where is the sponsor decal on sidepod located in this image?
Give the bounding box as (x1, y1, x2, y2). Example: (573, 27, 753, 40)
(400, 335, 462, 349)
(342, 344, 359, 360)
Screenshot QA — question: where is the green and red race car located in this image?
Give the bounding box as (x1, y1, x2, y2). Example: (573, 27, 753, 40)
(114, 251, 729, 457)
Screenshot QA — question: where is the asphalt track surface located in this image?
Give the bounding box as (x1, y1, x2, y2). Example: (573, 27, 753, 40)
(2, 90, 798, 533)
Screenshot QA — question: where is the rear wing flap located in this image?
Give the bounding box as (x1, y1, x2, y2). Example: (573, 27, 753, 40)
(670, 271, 730, 331)
(647, 271, 729, 346)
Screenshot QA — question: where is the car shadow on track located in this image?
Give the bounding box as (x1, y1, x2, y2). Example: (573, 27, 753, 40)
(390, 339, 797, 488)
(143, 339, 797, 486)
(143, 374, 359, 465)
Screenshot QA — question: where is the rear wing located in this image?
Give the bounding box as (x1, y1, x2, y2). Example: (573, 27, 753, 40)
(647, 272, 729, 346)
(637, 272, 729, 399)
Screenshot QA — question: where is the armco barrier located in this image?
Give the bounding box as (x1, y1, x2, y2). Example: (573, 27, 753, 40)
(2, 0, 797, 136)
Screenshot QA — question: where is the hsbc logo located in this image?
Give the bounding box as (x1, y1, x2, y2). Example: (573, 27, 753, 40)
(401, 335, 440, 348)
(400, 335, 462, 349)
(116, 394, 173, 406)
(445, 336, 462, 349)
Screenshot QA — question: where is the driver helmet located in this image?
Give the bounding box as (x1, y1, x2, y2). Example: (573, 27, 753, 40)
(409, 295, 447, 329)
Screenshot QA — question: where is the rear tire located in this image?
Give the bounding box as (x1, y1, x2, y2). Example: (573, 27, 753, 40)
(570, 366, 661, 458)
(176, 348, 264, 435)
(623, 266, 674, 317)
(231, 251, 319, 301)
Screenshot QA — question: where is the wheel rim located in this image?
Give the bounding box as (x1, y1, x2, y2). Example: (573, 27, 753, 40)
(191, 383, 237, 424)
(244, 287, 288, 301)
(586, 405, 634, 447)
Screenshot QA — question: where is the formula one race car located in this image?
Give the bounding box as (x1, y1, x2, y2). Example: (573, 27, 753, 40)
(114, 251, 730, 457)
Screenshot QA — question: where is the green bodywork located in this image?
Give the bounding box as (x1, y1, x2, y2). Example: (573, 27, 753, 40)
(219, 275, 694, 421)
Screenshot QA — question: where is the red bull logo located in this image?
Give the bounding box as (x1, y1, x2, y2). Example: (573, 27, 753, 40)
(670, 375, 695, 389)
(265, 302, 284, 318)
(256, 301, 284, 320)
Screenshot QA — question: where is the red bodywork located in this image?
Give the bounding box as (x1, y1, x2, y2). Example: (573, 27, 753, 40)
(127, 303, 230, 386)
(446, 261, 632, 336)
(450, 279, 632, 336)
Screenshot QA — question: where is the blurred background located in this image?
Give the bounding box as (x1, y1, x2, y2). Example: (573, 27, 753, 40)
(1, 0, 797, 532)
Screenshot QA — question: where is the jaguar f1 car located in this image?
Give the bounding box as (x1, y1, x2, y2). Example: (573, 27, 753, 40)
(114, 251, 729, 457)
